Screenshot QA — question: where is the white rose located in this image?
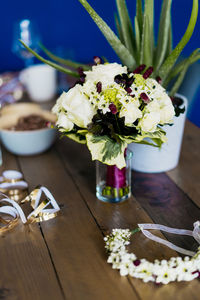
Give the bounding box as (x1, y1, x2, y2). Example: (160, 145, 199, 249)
(120, 103, 142, 126)
(52, 93, 64, 114)
(145, 99, 160, 113)
(138, 112, 160, 133)
(85, 63, 127, 87)
(56, 112, 74, 131)
(159, 104, 175, 124)
(159, 95, 175, 124)
(145, 95, 175, 125)
(60, 86, 96, 128)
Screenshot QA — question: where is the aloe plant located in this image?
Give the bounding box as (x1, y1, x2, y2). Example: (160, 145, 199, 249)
(20, 0, 199, 96)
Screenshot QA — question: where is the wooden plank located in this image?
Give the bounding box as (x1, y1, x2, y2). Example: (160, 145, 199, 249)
(56, 138, 200, 300)
(17, 148, 138, 300)
(133, 171, 200, 251)
(0, 148, 64, 300)
(167, 120, 200, 208)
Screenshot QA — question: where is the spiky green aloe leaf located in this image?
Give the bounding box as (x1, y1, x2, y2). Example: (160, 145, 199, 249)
(166, 15, 173, 58)
(114, 13, 125, 44)
(140, 15, 152, 66)
(78, 0, 136, 69)
(136, 0, 143, 35)
(134, 17, 140, 63)
(144, 0, 154, 57)
(169, 49, 200, 95)
(19, 40, 79, 78)
(154, 0, 172, 72)
(40, 44, 91, 71)
(164, 48, 200, 87)
(116, 0, 135, 55)
(158, 0, 198, 81)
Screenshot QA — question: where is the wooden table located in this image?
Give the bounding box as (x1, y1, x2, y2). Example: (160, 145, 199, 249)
(0, 120, 199, 300)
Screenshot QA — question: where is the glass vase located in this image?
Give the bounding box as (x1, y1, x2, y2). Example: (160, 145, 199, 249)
(96, 149, 133, 203)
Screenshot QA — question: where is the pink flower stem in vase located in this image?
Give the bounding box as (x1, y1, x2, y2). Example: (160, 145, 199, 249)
(102, 150, 130, 199)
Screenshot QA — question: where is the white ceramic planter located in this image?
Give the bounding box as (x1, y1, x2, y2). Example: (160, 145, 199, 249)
(128, 94, 188, 173)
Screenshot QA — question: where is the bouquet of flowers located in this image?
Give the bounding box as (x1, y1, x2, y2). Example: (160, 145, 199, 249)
(52, 61, 174, 169)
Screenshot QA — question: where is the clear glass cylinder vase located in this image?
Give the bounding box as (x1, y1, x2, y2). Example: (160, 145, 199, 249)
(96, 149, 133, 203)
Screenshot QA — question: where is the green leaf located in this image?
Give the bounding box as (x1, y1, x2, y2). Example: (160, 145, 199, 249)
(169, 49, 200, 96)
(102, 56, 109, 63)
(121, 127, 167, 148)
(144, 0, 154, 57)
(136, 0, 143, 34)
(78, 0, 136, 69)
(114, 13, 125, 44)
(166, 15, 173, 57)
(154, 0, 172, 72)
(86, 133, 127, 169)
(140, 15, 152, 66)
(40, 44, 91, 70)
(164, 48, 200, 87)
(65, 133, 87, 144)
(158, 0, 199, 81)
(19, 40, 79, 78)
(134, 17, 140, 63)
(116, 0, 135, 55)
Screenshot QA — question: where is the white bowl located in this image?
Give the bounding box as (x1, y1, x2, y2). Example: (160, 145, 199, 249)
(1, 127, 57, 156)
(0, 103, 57, 156)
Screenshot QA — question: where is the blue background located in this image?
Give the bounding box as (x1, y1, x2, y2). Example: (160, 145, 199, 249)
(0, 0, 199, 125)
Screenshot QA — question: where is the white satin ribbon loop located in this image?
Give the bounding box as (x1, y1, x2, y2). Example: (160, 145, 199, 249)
(27, 186, 60, 219)
(0, 187, 60, 226)
(138, 222, 200, 257)
(0, 198, 27, 223)
(193, 221, 200, 244)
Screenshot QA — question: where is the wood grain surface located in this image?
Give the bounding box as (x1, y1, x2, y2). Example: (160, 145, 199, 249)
(0, 119, 199, 300)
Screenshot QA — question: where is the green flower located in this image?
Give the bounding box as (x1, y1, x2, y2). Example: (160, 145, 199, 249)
(103, 88, 118, 103)
(134, 74, 145, 87)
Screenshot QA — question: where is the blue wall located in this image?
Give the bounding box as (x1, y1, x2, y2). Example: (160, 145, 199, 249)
(1, 0, 199, 71)
(0, 0, 199, 126)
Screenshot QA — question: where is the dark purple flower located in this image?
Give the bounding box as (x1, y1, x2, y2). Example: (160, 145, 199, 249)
(114, 74, 126, 86)
(96, 81, 102, 93)
(133, 259, 141, 266)
(143, 67, 154, 79)
(133, 64, 146, 74)
(140, 92, 150, 103)
(125, 87, 132, 94)
(122, 73, 128, 81)
(80, 76, 86, 83)
(156, 76, 162, 84)
(77, 67, 85, 77)
(192, 271, 200, 278)
(126, 76, 134, 87)
(93, 56, 102, 65)
(109, 103, 118, 114)
(114, 74, 122, 84)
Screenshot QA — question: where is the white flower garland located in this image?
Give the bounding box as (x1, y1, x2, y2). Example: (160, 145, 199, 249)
(104, 226, 200, 284)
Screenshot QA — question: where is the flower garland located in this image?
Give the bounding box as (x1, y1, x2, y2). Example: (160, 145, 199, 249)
(104, 223, 200, 284)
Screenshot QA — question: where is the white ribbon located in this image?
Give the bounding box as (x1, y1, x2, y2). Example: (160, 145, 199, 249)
(0, 170, 28, 190)
(27, 186, 60, 219)
(0, 186, 60, 224)
(138, 222, 200, 256)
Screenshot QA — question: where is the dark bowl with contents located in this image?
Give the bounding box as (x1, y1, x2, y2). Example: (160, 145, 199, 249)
(0, 103, 57, 156)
